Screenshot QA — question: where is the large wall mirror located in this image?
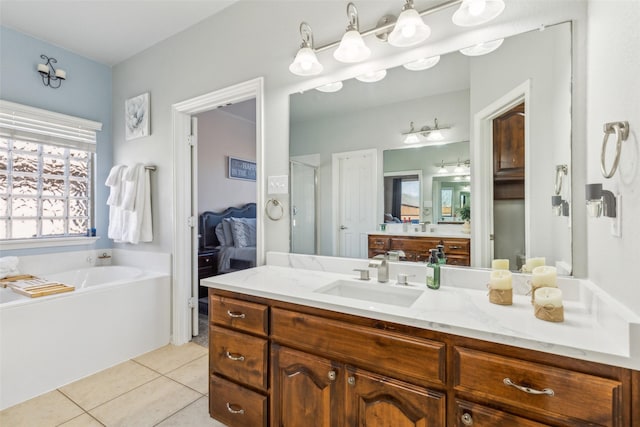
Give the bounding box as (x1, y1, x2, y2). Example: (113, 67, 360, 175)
(289, 22, 573, 275)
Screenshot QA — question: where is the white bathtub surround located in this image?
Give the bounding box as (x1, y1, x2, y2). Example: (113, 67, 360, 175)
(210, 252, 640, 371)
(0, 256, 172, 410)
(111, 249, 171, 274)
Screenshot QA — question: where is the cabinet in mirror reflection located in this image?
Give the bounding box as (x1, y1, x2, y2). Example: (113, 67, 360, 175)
(289, 22, 573, 275)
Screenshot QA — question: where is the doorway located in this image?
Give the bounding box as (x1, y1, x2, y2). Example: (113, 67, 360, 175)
(171, 78, 264, 345)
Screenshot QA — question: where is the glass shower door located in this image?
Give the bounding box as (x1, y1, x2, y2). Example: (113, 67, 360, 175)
(290, 161, 317, 254)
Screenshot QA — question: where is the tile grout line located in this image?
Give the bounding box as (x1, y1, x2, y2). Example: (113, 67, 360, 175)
(151, 392, 205, 427)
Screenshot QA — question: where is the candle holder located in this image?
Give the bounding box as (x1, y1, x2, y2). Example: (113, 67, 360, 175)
(534, 303, 564, 322)
(488, 287, 513, 305)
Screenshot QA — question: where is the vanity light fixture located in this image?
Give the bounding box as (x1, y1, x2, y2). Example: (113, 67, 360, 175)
(356, 69, 387, 83)
(387, 0, 431, 47)
(402, 118, 451, 144)
(452, 0, 506, 27)
(289, 0, 506, 76)
(459, 38, 504, 56)
(37, 54, 66, 89)
(333, 3, 371, 63)
(435, 159, 471, 173)
(289, 22, 324, 76)
(403, 55, 440, 71)
(315, 81, 344, 93)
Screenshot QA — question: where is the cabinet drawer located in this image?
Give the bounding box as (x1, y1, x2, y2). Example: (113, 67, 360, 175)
(442, 239, 469, 255)
(368, 236, 390, 250)
(199, 253, 216, 268)
(446, 255, 470, 266)
(211, 326, 268, 390)
(210, 295, 268, 337)
(210, 375, 267, 427)
(455, 400, 547, 427)
(454, 347, 623, 426)
(272, 308, 445, 387)
(389, 237, 439, 253)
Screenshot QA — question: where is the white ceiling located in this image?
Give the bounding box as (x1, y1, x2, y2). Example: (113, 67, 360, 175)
(0, 0, 238, 66)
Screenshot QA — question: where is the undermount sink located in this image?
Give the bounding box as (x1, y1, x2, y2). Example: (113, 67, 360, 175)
(314, 280, 423, 307)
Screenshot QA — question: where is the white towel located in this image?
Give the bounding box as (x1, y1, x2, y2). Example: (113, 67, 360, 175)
(118, 164, 153, 244)
(121, 164, 142, 212)
(105, 165, 126, 206)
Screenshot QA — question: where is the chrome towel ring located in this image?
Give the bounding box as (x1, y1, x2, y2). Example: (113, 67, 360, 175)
(265, 198, 284, 221)
(601, 121, 629, 179)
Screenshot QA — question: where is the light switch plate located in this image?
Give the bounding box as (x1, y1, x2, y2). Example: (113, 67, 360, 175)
(268, 175, 289, 194)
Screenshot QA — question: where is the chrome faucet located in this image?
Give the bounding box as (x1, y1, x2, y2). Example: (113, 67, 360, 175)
(368, 254, 389, 283)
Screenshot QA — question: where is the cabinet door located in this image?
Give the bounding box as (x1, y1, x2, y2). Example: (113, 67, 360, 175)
(345, 367, 445, 427)
(271, 345, 342, 427)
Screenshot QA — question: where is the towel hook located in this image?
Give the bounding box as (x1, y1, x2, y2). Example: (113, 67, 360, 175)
(601, 121, 629, 178)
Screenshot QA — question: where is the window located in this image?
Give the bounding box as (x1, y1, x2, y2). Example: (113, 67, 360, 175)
(0, 100, 101, 243)
(440, 188, 453, 217)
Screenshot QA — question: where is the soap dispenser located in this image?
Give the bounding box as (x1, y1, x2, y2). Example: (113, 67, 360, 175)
(426, 249, 441, 290)
(436, 244, 446, 265)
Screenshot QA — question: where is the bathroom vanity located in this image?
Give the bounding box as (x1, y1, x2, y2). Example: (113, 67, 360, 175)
(203, 255, 639, 426)
(368, 233, 470, 266)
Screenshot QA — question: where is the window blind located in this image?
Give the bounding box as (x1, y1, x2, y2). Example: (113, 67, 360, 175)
(0, 100, 102, 152)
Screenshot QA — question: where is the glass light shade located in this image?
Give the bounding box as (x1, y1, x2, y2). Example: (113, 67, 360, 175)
(355, 69, 387, 83)
(289, 47, 323, 76)
(452, 0, 505, 27)
(403, 133, 420, 144)
(333, 30, 371, 63)
(454, 164, 464, 173)
(459, 38, 504, 56)
(403, 55, 440, 71)
(426, 129, 444, 141)
(388, 8, 431, 47)
(438, 166, 448, 174)
(315, 81, 343, 93)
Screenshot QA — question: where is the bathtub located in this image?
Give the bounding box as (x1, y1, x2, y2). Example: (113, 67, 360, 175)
(0, 265, 171, 410)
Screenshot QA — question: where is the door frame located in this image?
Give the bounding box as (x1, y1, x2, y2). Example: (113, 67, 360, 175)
(331, 149, 378, 257)
(171, 77, 264, 345)
(471, 79, 530, 268)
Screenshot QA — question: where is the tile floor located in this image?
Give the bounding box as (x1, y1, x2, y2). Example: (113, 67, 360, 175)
(0, 341, 228, 427)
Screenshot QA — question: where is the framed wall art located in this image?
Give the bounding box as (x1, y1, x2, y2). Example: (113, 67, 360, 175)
(125, 92, 150, 141)
(228, 157, 256, 181)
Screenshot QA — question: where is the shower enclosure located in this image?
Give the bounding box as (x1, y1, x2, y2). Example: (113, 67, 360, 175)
(290, 160, 317, 254)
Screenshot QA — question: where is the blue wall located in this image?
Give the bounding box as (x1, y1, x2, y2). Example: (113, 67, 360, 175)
(1, 26, 112, 254)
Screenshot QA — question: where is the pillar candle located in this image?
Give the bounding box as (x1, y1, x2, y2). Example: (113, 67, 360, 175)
(492, 259, 509, 270)
(532, 266, 557, 287)
(37, 63, 49, 73)
(534, 287, 563, 307)
(55, 69, 66, 79)
(489, 270, 512, 290)
(525, 257, 545, 272)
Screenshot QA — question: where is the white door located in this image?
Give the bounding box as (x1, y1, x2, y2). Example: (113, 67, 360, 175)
(333, 149, 377, 258)
(189, 117, 199, 336)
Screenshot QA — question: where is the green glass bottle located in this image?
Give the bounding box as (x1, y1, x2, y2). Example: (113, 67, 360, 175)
(426, 249, 440, 290)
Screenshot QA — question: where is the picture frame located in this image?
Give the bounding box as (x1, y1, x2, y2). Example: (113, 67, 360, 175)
(228, 157, 256, 181)
(125, 92, 150, 141)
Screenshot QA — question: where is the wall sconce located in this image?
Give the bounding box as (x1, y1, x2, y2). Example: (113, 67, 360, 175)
(585, 183, 621, 236)
(37, 54, 66, 89)
(402, 118, 451, 144)
(289, 0, 506, 76)
(289, 23, 323, 76)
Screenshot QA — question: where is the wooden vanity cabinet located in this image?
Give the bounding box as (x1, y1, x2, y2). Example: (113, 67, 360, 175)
(368, 234, 471, 266)
(209, 289, 638, 427)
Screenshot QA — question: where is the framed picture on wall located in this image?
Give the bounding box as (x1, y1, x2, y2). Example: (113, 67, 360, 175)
(125, 92, 150, 141)
(228, 157, 256, 181)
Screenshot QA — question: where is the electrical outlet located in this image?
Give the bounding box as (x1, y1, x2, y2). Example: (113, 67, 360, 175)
(268, 175, 289, 194)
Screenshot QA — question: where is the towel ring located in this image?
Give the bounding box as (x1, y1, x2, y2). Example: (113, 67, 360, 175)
(265, 198, 284, 221)
(601, 121, 629, 179)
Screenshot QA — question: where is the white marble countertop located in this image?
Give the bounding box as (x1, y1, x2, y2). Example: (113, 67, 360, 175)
(201, 252, 640, 370)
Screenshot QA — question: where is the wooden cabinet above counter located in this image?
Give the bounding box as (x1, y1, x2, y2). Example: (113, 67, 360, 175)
(368, 233, 470, 266)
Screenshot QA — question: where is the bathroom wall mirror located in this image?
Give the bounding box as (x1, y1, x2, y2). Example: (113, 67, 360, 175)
(289, 22, 573, 275)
